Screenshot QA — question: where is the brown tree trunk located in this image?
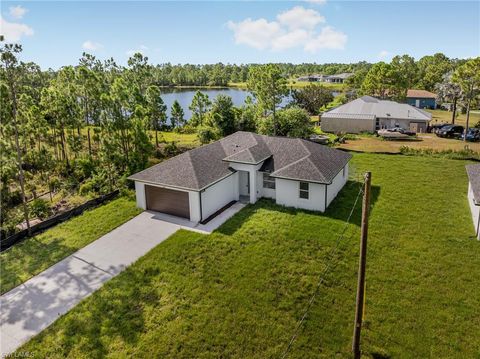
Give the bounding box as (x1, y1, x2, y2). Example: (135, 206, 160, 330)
(87, 127, 92, 158)
(452, 97, 457, 124)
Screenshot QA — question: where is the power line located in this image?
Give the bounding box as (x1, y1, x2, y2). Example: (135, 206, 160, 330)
(280, 180, 365, 359)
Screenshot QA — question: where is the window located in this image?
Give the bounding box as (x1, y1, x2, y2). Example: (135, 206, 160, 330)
(263, 174, 276, 189)
(375, 118, 380, 130)
(299, 182, 309, 199)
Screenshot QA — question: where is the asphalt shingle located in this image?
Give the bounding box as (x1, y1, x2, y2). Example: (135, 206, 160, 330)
(129, 132, 352, 190)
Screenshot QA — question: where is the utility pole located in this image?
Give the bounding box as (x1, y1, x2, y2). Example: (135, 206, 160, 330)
(352, 171, 371, 359)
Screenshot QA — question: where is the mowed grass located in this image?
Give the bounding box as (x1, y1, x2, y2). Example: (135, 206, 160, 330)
(427, 109, 480, 127)
(17, 154, 480, 358)
(0, 196, 141, 294)
(338, 134, 480, 153)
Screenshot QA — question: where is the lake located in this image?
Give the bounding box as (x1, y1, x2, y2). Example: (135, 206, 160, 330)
(159, 87, 339, 120)
(160, 88, 256, 120)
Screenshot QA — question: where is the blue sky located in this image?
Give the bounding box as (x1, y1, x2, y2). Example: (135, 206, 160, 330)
(1, 1, 479, 69)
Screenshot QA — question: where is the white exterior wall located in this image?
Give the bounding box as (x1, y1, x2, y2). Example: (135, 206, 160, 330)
(134, 182, 146, 210)
(201, 173, 239, 220)
(321, 117, 375, 134)
(378, 118, 428, 131)
(229, 162, 263, 203)
(189, 191, 201, 223)
(258, 172, 276, 199)
(275, 178, 326, 212)
(468, 182, 480, 240)
(326, 164, 349, 207)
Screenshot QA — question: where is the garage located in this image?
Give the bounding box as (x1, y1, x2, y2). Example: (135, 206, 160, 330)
(145, 185, 190, 219)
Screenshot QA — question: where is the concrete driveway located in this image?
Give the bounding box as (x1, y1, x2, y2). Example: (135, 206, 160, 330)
(0, 202, 245, 356)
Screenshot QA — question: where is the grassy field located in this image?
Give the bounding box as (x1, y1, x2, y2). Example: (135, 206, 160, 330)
(16, 153, 480, 358)
(427, 109, 480, 127)
(0, 195, 141, 295)
(156, 131, 199, 147)
(338, 133, 480, 153)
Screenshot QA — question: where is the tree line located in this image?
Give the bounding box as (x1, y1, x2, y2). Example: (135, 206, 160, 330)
(1, 42, 478, 236)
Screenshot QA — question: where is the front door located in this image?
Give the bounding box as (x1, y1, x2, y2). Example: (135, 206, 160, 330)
(239, 171, 250, 196)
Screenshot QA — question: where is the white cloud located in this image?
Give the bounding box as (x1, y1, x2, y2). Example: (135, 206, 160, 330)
(82, 40, 103, 51)
(9, 5, 28, 19)
(277, 6, 325, 30)
(272, 29, 310, 51)
(227, 6, 346, 53)
(0, 16, 34, 42)
(305, 0, 327, 5)
(227, 18, 282, 50)
(304, 26, 347, 52)
(378, 50, 391, 59)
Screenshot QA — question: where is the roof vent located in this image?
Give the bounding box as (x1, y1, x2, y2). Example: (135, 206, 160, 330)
(386, 113, 391, 116)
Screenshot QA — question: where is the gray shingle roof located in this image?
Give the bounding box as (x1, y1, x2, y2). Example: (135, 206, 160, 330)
(322, 96, 432, 121)
(129, 131, 352, 191)
(466, 164, 480, 205)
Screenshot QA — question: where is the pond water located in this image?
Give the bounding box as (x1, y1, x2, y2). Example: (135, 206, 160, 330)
(160, 87, 339, 120)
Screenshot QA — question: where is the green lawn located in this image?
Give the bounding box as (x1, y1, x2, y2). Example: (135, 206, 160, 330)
(427, 109, 480, 127)
(16, 154, 480, 358)
(0, 195, 141, 295)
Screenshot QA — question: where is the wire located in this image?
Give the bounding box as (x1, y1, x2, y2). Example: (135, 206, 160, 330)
(280, 179, 365, 359)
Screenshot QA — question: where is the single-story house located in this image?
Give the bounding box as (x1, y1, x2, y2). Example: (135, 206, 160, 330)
(321, 95, 432, 134)
(128, 132, 352, 223)
(406, 89, 437, 109)
(297, 74, 328, 82)
(324, 73, 353, 83)
(466, 164, 480, 240)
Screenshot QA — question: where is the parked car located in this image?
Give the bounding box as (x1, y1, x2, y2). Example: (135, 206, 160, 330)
(430, 123, 449, 134)
(436, 125, 464, 138)
(461, 128, 480, 142)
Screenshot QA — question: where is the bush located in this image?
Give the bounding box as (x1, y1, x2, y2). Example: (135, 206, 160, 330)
(164, 141, 179, 157)
(197, 126, 219, 144)
(399, 146, 480, 160)
(29, 198, 52, 220)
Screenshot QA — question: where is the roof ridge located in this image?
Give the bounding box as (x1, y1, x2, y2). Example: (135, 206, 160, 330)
(271, 153, 310, 175)
(187, 151, 201, 188)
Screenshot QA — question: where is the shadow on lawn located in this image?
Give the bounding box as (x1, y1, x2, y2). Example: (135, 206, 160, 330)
(1, 236, 76, 295)
(21, 263, 160, 357)
(217, 180, 381, 236)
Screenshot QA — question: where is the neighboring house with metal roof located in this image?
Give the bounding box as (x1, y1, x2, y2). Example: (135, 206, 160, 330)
(406, 89, 437, 109)
(466, 164, 480, 240)
(321, 95, 432, 134)
(129, 132, 352, 223)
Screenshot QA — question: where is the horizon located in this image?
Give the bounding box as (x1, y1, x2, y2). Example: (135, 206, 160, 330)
(1, 1, 479, 70)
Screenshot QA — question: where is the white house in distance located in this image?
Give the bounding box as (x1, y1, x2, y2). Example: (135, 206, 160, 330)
(129, 132, 352, 223)
(321, 95, 432, 134)
(466, 164, 480, 240)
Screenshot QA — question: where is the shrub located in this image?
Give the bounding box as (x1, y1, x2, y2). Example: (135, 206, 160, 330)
(29, 198, 52, 220)
(399, 146, 480, 160)
(197, 127, 219, 144)
(164, 141, 180, 156)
